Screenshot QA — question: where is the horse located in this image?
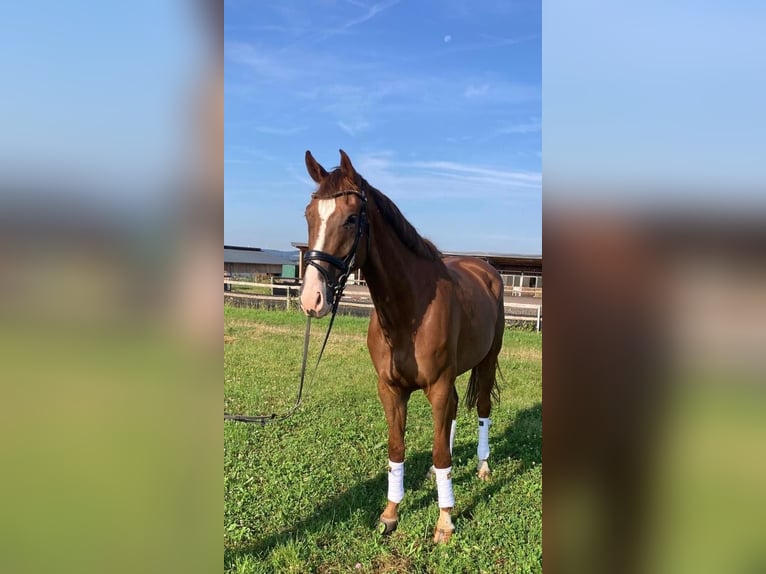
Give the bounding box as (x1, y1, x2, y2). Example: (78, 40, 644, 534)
(300, 149, 505, 543)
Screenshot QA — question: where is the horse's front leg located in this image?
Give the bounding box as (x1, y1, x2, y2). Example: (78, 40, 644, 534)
(427, 384, 458, 479)
(377, 379, 409, 535)
(428, 380, 458, 543)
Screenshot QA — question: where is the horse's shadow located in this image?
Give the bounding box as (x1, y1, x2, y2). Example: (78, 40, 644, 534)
(226, 402, 541, 561)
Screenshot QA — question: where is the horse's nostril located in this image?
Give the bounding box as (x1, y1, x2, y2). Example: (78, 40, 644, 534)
(315, 292, 322, 307)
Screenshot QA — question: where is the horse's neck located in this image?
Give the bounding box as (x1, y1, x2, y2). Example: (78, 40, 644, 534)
(361, 210, 443, 334)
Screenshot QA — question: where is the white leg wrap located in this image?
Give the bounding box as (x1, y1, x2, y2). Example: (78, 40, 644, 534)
(387, 460, 404, 504)
(449, 419, 456, 454)
(434, 466, 455, 508)
(478, 418, 491, 461)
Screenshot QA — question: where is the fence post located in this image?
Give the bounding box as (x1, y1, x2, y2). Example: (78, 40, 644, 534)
(536, 305, 541, 332)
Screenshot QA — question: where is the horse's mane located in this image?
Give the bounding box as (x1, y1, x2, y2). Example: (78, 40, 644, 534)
(315, 168, 442, 262)
(365, 181, 442, 261)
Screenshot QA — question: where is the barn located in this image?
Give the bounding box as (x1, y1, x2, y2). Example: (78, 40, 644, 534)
(447, 251, 542, 296)
(224, 245, 298, 280)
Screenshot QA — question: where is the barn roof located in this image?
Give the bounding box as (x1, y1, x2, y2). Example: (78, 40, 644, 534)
(443, 251, 542, 270)
(224, 245, 297, 266)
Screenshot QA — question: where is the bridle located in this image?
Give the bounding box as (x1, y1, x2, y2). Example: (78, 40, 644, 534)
(223, 185, 369, 425)
(303, 187, 369, 309)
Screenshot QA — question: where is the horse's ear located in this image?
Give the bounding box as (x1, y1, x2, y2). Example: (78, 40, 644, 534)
(305, 150, 328, 183)
(339, 149, 356, 180)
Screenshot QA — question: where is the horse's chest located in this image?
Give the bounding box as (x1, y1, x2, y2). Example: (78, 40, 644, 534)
(369, 314, 448, 386)
(379, 339, 447, 387)
(389, 347, 417, 380)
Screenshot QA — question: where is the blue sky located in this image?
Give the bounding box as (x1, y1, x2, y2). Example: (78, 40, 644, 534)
(0, 1, 201, 207)
(225, 0, 541, 254)
(545, 0, 766, 204)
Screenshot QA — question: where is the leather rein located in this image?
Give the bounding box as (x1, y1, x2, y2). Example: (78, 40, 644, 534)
(223, 188, 368, 425)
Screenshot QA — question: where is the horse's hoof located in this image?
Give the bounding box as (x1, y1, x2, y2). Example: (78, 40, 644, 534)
(477, 460, 491, 481)
(378, 517, 398, 536)
(433, 527, 455, 544)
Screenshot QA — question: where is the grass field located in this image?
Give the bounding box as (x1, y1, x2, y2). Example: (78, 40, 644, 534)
(224, 305, 542, 573)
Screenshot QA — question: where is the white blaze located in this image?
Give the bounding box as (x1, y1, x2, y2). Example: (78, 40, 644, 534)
(301, 199, 337, 315)
(313, 199, 336, 252)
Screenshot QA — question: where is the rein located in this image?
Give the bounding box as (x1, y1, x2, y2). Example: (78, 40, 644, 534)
(222, 299, 338, 425)
(223, 187, 368, 425)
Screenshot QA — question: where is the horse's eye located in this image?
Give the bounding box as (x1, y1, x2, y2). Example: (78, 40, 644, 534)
(345, 214, 358, 226)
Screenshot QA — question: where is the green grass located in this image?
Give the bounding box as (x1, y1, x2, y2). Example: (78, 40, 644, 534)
(229, 284, 274, 295)
(224, 305, 542, 573)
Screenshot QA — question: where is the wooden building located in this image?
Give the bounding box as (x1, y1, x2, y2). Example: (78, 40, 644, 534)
(450, 251, 542, 293)
(224, 245, 298, 279)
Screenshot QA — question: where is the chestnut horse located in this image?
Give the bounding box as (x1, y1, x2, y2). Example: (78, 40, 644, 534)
(300, 150, 504, 543)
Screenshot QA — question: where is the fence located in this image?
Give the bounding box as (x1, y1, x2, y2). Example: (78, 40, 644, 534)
(224, 279, 542, 331)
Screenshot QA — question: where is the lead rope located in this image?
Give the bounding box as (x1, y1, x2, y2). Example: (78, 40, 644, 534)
(225, 185, 366, 425)
(223, 282, 344, 425)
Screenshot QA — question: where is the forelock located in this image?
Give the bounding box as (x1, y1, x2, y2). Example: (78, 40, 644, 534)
(313, 168, 357, 199)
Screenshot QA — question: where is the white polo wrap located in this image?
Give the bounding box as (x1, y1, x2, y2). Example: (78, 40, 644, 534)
(478, 417, 491, 461)
(387, 460, 404, 504)
(434, 466, 455, 509)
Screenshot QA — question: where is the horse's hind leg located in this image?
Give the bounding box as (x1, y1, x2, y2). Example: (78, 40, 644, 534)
(473, 329, 503, 481)
(473, 360, 494, 480)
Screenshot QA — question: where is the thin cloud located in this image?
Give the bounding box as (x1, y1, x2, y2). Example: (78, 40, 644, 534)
(498, 120, 542, 134)
(254, 125, 307, 136)
(225, 146, 278, 162)
(405, 33, 538, 62)
(480, 32, 537, 45)
(223, 24, 309, 36)
(463, 82, 539, 104)
(465, 84, 490, 98)
(337, 119, 370, 136)
(225, 42, 297, 81)
(227, 40, 537, 120)
(406, 160, 542, 186)
(341, 152, 541, 253)
(344, 0, 371, 9)
(310, 0, 401, 43)
(339, 0, 400, 31)
(353, 152, 541, 201)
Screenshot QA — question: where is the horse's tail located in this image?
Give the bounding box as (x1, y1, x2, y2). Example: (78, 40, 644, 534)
(465, 268, 505, 411)
(465, 369, 478, 410)
(466, 289, 505, 410)
(465, 353, 502, 410)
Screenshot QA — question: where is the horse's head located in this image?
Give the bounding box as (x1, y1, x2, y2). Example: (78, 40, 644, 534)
(300, 149, 368, 318)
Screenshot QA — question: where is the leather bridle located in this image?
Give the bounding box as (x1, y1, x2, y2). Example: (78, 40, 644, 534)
(303, 187, 368, 309)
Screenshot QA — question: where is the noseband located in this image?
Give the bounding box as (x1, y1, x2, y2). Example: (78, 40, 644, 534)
(304, 188, 368, 306)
